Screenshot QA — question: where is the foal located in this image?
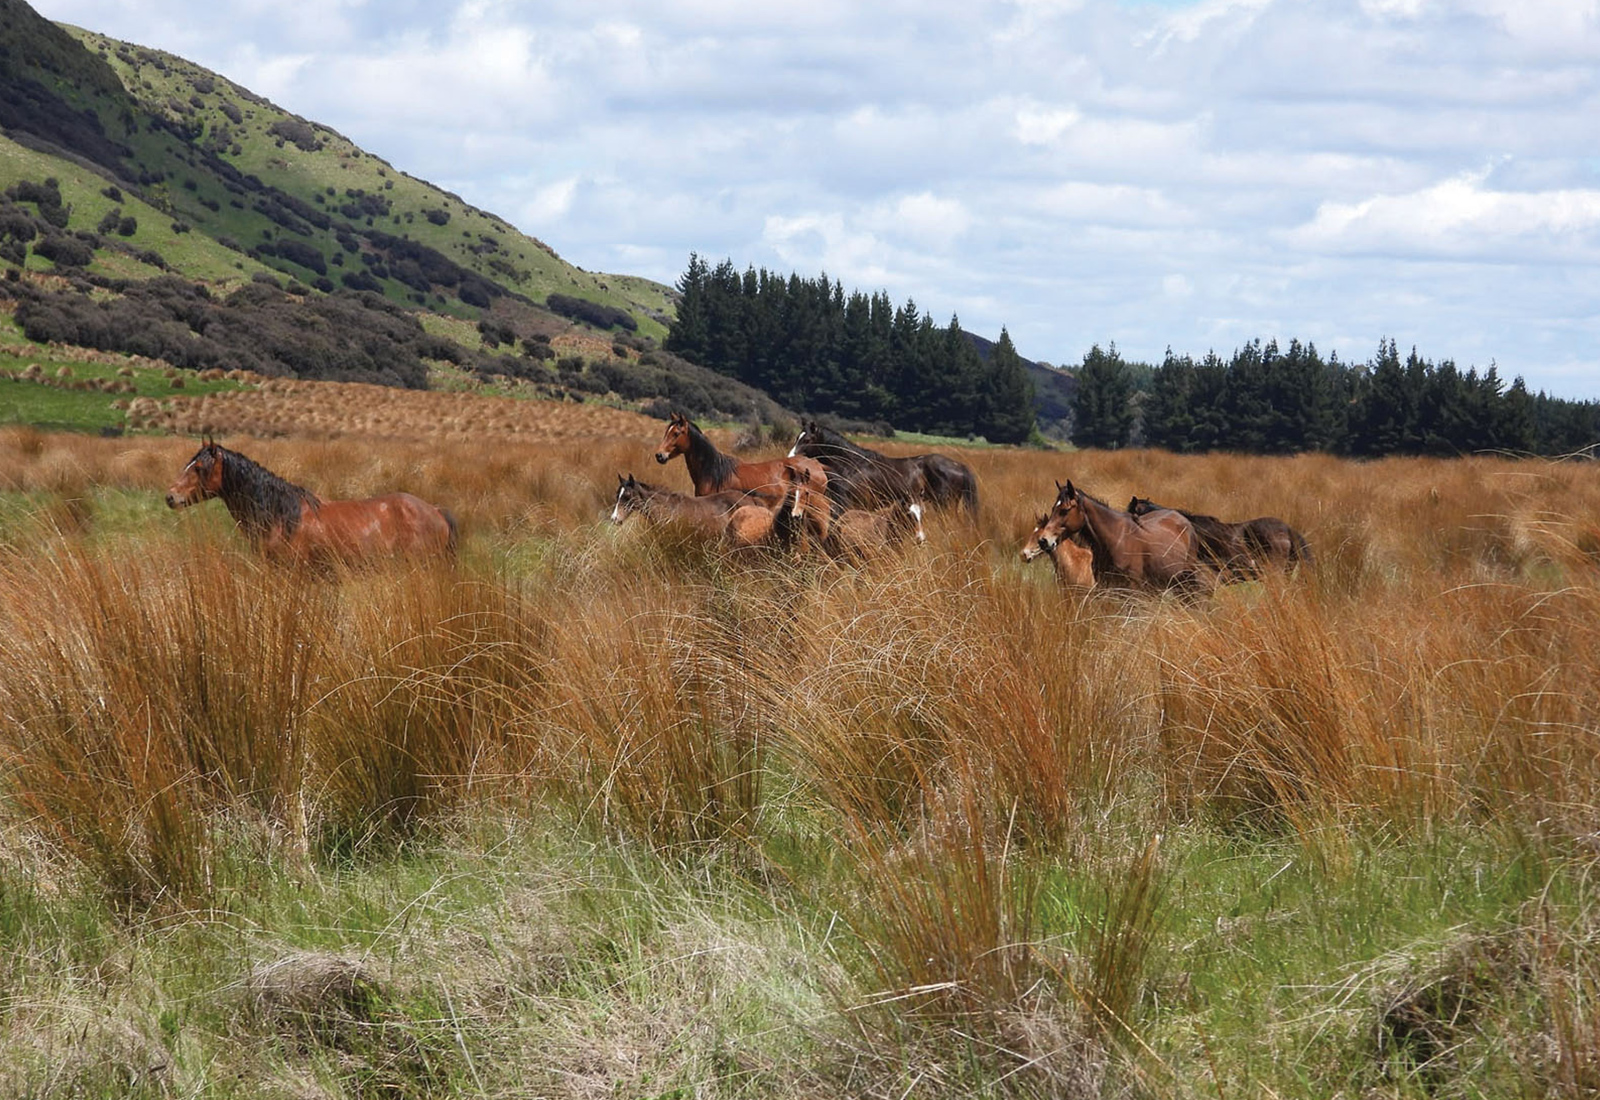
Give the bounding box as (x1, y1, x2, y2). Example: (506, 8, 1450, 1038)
(1020, 512, 1095, 588)
(610, 474, 793, 549)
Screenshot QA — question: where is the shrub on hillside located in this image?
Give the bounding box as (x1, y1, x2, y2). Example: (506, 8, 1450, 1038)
(546, 293, 638, 332)
(32, 234, 95, 268)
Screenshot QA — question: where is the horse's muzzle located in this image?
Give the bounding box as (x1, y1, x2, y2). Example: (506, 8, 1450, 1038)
(165, 492, 185, 509)
(654, 452, 670, 464)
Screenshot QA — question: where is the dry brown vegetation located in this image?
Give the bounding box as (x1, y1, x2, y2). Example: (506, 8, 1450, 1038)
(0, 406, 1597, 1097)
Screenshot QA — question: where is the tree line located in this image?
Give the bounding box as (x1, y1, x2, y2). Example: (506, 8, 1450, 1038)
(664, 255, 1036, 444)
(1073, 338, 1600, 458)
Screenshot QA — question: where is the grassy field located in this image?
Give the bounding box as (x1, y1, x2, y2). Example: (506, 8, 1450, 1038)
(0, 414, 1597, 1099)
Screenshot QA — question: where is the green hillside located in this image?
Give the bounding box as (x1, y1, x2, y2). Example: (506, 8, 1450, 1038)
(0, 0, 672, 330)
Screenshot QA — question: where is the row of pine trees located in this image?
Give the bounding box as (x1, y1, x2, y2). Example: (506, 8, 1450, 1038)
(664, 255, 1597, 457)
(1074, 339, 1600, 457)
(665, 255, 1037, 444)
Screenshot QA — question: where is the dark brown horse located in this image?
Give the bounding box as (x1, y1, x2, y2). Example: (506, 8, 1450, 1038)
(787, 420, 979, 518)
(1127, 496, 1312, 574)
(1020, 511, 1095, 588)
(610, 474, 792, 548)
(655, 412, 830, 543)
(166, 439, 457, 562)
(1047, 481, 1208, 592)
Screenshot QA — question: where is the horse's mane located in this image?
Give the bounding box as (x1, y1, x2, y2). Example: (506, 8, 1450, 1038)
(1134, 497, 1222, 525)
(216, 447, 319, 537)
(683, 419, 741, 484)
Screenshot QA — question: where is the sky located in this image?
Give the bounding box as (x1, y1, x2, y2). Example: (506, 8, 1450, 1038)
(29, 0, 1600, 398)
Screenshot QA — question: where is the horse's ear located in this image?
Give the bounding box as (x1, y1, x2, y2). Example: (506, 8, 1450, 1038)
(1055, 479, 1064, 492)
(617, 473, 626, 485)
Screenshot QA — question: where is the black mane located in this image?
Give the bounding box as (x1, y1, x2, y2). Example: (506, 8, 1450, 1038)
(212, 446, 319, 539)
(683, 419, 741, 485)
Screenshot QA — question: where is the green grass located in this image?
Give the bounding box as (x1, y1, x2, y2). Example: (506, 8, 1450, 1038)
(0, 350, 241, 432)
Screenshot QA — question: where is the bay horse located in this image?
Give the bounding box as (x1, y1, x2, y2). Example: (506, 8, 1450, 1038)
(610, 473, 793, 549)
(825, 502, 927, 563)
(1047, 481, 1209, 592)
(655, 412, 830, 544)
(165, 439, 457, 563)
(1126, 496, 1256, 580)
(1127, 497, 1312, 575)
(1020, 512, 1095, 589)
(787, 420, 979, 518)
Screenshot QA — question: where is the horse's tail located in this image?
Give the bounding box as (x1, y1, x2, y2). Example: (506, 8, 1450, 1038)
(441, 507, 461, 558)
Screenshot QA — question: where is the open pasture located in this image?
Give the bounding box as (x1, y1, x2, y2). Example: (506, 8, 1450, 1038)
(0, 416, 1597, 1098)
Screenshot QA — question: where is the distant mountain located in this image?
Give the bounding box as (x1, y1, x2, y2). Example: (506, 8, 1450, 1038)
(965, 331, 1075, 437)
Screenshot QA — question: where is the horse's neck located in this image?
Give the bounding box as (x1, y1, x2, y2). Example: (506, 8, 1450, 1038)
(684, 427, 737, 490)
(219, 456, 317, 537)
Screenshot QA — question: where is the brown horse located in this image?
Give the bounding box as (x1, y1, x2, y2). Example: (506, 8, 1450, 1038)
(1048, 481, 1209, 592)
(610, 473, 792, 548)
(656, 412, 830, 543)
(1020, 512, 1095, 588)
(788, 420, 979, 518)
(1127, 496, 1312, 575)
(166, 439, 457, 562)
(825, 502, 927, 563)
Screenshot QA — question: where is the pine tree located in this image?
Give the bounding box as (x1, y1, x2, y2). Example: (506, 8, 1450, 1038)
(982, 327, 1037, 444)
(1072, 343, 1134, 449)
(1144, 350, 1196, 452)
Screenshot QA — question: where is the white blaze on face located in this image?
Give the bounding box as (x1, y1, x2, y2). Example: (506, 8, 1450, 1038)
(910, 502, 925, 543)
(610, 484, 627, 523)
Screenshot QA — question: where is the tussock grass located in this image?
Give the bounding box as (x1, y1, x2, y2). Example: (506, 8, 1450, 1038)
(1, 423, 1598, 1095)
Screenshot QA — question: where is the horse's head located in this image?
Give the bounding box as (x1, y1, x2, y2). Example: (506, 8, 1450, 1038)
(655, 413, 690, 464)
(1047, 480, 1087, 536)
(1127, 496, 1157, 516)
(611, 473, 646, 523)
(1021, 514, 1052, 562)
(166, 437, 224, 509)
(787, 420, 817, 458)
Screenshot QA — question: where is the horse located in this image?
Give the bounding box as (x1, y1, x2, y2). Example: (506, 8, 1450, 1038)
(1020, 512, 1096, 588)
(655, 412, 830, 544)
(1126, 496, 1257, 580)
(610, 473, 794, 549)
(1047, 481, 1209, 592)
(165, 438, 458, 563)
(787, 420, 979, 518)
(1127, 496, 1312, 574)
(825, 502, 926, 563)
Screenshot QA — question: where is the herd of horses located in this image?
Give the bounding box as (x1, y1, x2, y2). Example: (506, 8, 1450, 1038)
(163, 415, 1310, 593)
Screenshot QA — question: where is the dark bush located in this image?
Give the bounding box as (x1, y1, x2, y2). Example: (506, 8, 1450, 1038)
(423, 208, 450, 226)
(274, 239, 327, 276)
(33, 234, 95, 267)
(267, 118, 322, 152)
(97, 208, 122, 235)
(101, 186, 123, 202)
(117, 217, 137, 237)
(546, 292, 637, 331)
(340, 270, 382, 293)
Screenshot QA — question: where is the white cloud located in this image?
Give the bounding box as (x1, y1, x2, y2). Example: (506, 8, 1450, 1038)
(1289, 169, 1600, 259)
